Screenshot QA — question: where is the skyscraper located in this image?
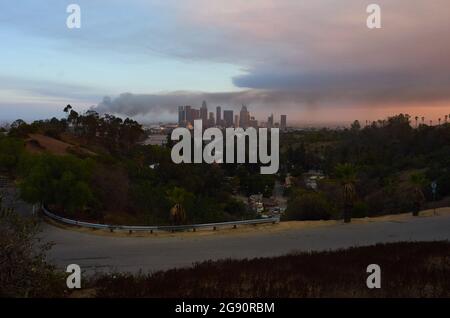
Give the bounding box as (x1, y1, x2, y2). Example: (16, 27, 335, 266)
(185, 105, 192, 125)
(208, 112, 215, 127)
(200, 100, 208, 124)
(191, 108, 200, 121)
(268, 113, 274, 129)
(223, 110, 234, 127)
(234, 114, 239, 128)
(216, 106, 222, 126)
(239, 105, 250, 129)
(280, 115, 287, 131)
(178, 106, 186, 126)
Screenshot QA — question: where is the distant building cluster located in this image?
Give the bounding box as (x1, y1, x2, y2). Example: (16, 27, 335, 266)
(178, 101, 287, 131)
(142, 102, 288, 146)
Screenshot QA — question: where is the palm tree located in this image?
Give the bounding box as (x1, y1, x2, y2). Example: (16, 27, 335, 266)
(415, 116, 419, 128)
(438, 118, 441, 126)
(166, 187, 189, 225)
(169, 203, 185, 225)
(445, 115, 448, 124)
(410, 173, 426, 217)
(421, 117, 425, 125)
(335, 163, 357, 223)
(63, 104, 72, 114)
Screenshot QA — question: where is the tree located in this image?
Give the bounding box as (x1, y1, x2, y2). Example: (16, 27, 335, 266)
(19, 154, 94, 215)
(335, 163, 357, 223)
(410, 172, 426, 216)
(120, 118, 144, 149)
(0, 212, 64, 297)
(10, 119, 26, 130)
(351, 120, 361, 132)
(63, 104, 72, 113)
(8, 119, 35, 138)
(166, 187, 193, 225)
(0, 137, 24, 173)
(81, 110, 99, 140)
(63, 104, 72, 114)
(67, 109, 80, 133)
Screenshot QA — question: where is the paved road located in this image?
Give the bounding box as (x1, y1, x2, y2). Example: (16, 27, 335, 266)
(4, 186, 450, 275)
(41, 213, 450, 275)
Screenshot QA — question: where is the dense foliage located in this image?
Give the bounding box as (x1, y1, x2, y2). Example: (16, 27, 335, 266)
(0, 108, 255, 225)
(2, 112, 449, 223)
(281, 114, 450, 220)
(285, 189, 337, 220)
(0, 210, 65, 297)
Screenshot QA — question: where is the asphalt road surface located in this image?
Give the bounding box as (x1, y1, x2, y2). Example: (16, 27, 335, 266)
(3, 186, 449, 275)
(41, 213, 450, 275)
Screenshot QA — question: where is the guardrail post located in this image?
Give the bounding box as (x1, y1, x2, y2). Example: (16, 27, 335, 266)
(193, 228, 196, 232)
(233, 224, 237, 229)
(150, 230, 153, 234)
(110, 227, 114, 233)
(129, 230, 133, 234)
(213, 226, 217, 231)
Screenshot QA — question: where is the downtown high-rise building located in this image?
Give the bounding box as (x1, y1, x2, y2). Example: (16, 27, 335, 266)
(178, 106, 186, 126)
(280, 114, 287, 131)
(184, 105, 192, 125)
(223, 110, 234, 127)
(200, 100, 208, 124)
(216, 106, 222, 126)
(234, 114, 239, 128)
(208, 112, 215, 127)
(179, 105, 203, 127)
(191, 108, 200, 122)
(178, 106, 197, 126)
(239, 105, 250, 128)
(267, 113, 274, 129)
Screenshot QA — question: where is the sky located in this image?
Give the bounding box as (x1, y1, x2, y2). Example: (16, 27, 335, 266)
(0, 0, 449, 126)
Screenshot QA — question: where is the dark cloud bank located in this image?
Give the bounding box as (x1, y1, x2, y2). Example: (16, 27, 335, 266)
(93, 70, 450, 122)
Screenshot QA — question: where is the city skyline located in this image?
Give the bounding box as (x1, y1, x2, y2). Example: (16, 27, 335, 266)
(0, 1, 449, 125)
(178, 102, 287, 130)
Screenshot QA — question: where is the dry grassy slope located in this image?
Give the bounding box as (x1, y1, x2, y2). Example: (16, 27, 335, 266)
(25, 133, 96, 156)
(81, 241, 450, 298)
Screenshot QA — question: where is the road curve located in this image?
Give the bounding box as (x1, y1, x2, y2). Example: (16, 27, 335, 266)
(42, 211, 450, 275)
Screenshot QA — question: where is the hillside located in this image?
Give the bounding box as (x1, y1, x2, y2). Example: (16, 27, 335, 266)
(87, 241, 450, 298)
(25, 133, 96, 156)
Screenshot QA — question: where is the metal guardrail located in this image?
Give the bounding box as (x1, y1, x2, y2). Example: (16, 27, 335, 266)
(42, 206, 280, 233)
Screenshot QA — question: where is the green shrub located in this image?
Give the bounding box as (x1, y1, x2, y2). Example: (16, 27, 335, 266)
(0, 213, 65, 297)
(0, 137, 24, 173)
(352, 201, 369, 218)
(284, 191, 336, 221)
